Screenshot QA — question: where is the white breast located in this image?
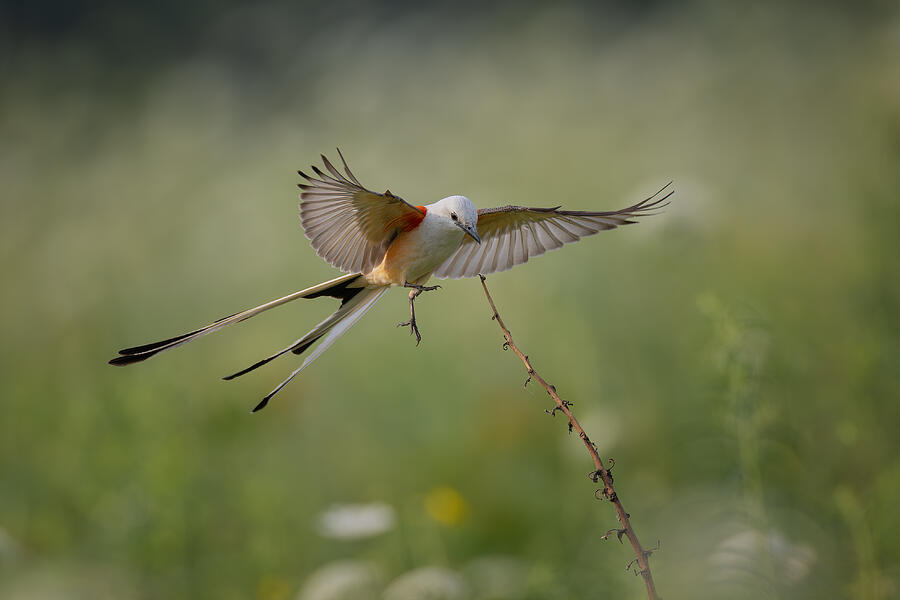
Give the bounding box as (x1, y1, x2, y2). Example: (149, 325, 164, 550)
(402, 213, 466, 282)
(365, 212, 465, 286)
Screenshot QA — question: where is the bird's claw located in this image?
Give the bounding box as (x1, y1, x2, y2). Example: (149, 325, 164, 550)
(404, 283, 441, 293)
(397, 319, 422, 345)
(399, 282, 438, 346)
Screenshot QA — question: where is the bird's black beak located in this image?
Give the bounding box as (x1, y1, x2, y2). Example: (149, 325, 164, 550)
(454, 220, 481, 243)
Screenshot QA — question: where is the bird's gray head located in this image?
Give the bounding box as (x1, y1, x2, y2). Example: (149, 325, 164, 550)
(430, 195, 481, 244)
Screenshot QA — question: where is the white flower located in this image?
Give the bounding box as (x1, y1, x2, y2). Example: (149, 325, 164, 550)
(464, 556, 528, 599)
(0, 527, 20, 563)
(315, 503, 396, 540)
(296, 560, 383, 600)
(383, 567, 470, 600)
(709, 528, 816, 587)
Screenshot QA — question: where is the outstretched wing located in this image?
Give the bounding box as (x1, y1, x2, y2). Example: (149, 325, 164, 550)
(433, 183, 673, 279)
(299, 150, 426, 274)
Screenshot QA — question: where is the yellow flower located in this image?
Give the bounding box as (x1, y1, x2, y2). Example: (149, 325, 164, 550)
(424, 486, 468, 526)
(256, 575, 290, 600)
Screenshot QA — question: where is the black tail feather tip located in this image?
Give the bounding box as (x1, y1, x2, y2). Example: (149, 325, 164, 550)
(251, 395, 272, 413)
(109, 353, 152, 366)
(222, 356, 273, 380)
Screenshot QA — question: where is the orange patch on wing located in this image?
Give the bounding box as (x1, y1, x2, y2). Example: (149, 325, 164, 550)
(383, 206, 426, 233)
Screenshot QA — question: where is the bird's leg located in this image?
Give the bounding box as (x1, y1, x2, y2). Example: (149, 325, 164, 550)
(397, 282, 441, 345)
(403, 282, 441, 293)
(397, 288, 423, 345)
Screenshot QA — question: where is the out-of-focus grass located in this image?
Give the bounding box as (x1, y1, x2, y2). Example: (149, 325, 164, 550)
(2, 3, 899, 598)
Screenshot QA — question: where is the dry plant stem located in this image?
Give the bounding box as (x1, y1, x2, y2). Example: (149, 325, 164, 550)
(478, 275, 660, 600)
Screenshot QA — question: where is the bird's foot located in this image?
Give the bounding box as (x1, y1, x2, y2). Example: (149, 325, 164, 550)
(398, 282, 438, 346)
(397, 317, 422, 345)
(403, 283, 441, 293)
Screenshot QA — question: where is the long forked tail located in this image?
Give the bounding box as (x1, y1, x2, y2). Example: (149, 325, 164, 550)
(234, 285, 388, 412)
(109, 272, 365, 366)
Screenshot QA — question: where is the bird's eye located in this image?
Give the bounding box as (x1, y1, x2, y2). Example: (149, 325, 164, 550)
(450, 213, 458, 221)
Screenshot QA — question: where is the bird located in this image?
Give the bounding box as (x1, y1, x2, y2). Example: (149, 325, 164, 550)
(110, 150, 672, 412)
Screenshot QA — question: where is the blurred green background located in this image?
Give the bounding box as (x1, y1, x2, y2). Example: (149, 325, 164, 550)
(2, 1, 899, 598)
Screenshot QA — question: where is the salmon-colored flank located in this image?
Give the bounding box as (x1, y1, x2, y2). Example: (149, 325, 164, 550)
(384, 206, 427, 234)
(378, 226, 420, 283)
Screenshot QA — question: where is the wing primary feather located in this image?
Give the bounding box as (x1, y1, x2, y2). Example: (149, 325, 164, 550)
(456, 241, 481, 278)
(534, 220, 563, 248)
(560, 216, 598, 236)
(336, 148, 363, 186)
(309, 217, 352, 248)
(343, 233, 370, 274)
(518, 226, 531, 265)
(309, 165, 343, 186)
(475, 235, 499, 274)
(321, 154, 348, 182)
(489, 230, 506, 273)
(504, 226, 517, 269)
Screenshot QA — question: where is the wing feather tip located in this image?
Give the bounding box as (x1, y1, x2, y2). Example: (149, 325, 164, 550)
(321, 154, 346, 181)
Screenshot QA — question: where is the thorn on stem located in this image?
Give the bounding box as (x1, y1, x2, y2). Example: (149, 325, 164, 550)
(523, 375, 532, 389)
(595, 487, 615, 501)
(590, 464, 614, 486)
(602, 528, 627, 543)
(596, 488, 618, 504)
(544, 400, 572, 417)
(644, 540, 661, 557)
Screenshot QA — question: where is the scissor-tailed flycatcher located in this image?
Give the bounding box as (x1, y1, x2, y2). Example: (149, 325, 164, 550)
(110, 151, 672, 411)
